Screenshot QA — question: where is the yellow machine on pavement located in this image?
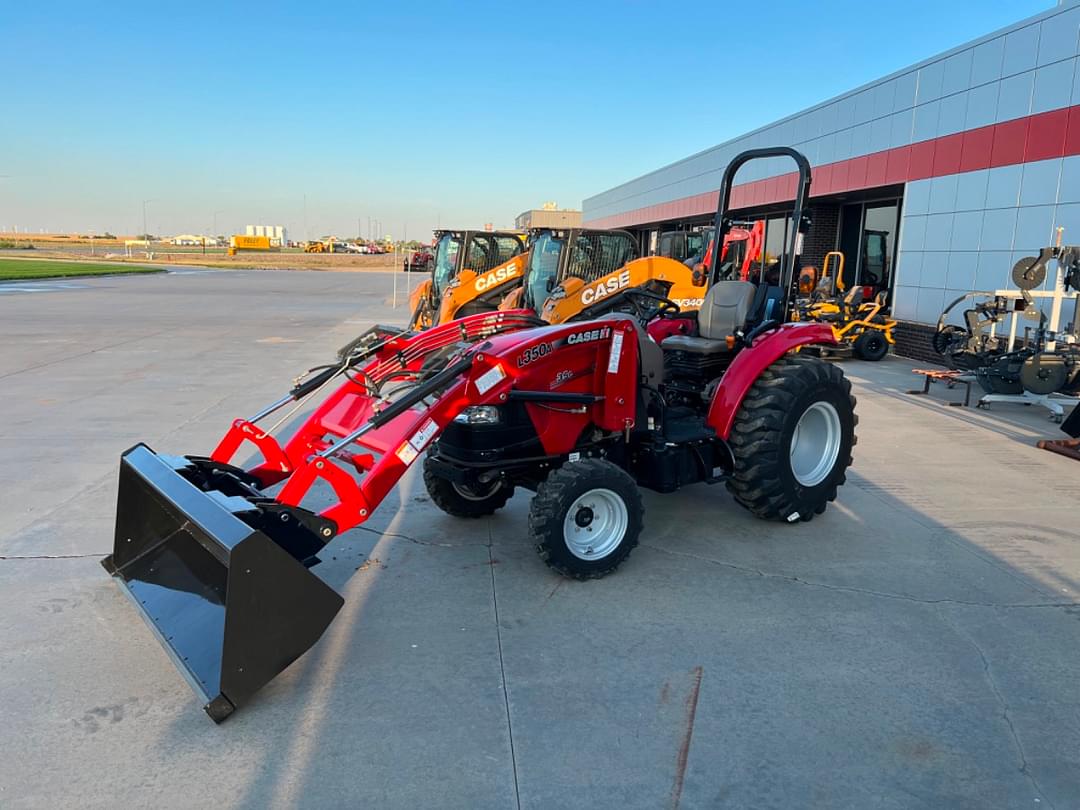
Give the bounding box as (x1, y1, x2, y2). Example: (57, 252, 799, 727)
(408, 230, 528, 329)
(796, 251, 896, 360)
(500, 228, 707, 323)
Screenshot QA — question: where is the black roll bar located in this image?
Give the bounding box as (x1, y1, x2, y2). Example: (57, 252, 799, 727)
(707, 147, 813, 318)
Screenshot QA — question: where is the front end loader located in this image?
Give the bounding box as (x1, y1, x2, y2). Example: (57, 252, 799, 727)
(105, 147, 856, 723)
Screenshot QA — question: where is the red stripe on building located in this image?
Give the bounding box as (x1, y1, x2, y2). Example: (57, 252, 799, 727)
(584, 105, 1080, 229)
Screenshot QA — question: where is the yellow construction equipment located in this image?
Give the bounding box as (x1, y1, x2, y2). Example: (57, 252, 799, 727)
(518, 229, 706, 324)
(228, 235, 275, 256)
(408, 230, 529, 329)
(795, 250, 896, 360)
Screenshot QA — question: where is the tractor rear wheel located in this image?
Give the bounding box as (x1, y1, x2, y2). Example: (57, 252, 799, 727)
(853, 329, 889, 361)
(423, 458, 514, 518)
(528, 458, 643, 579)
(727, 357, 856, 522)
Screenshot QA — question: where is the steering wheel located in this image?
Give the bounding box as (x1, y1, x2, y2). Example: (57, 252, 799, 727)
(621, 288, 681, 325)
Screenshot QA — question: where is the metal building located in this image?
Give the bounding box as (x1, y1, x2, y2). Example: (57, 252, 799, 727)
(583, 2, 1080, 353)
(244, 224, 287, 247)
(515, 207, 583, 230)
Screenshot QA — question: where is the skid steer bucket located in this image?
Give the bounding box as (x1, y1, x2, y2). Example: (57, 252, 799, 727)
(102, 444, 344, 722)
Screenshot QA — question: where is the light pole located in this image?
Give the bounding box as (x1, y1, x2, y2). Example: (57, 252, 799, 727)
(212, 209, 226, 241)
(141, 199, 155, 257)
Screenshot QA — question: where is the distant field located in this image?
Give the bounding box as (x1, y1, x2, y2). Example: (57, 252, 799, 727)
(0, 258, 164, 281)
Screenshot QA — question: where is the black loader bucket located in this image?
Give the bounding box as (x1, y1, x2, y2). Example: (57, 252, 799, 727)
(103, 444, 344, 722)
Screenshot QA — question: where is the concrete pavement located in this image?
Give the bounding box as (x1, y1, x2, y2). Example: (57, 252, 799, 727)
(1, 269, 1078, 808)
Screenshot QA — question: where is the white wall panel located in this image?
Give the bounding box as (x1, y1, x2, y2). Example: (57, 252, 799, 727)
(915, 287, 947, 322)
(1037, 5, 1080, 66)
(924, 213, 955, 251)
(1019, 158, 1062, 206)
(1014, 204, 1057, 250)
(996, 70, 1034, 122)
(1032, 57, 1075, 113)
(1002, 24, 1040, 76)
(938, 91, 969, 136)
(905, 179, 933, 215)
(920, 252, 949, 288)
(985, 164, 1024, 209)
(945, 251, 979, 288)
(965, 81, 999, 129)
(943, 49, 974, 96)
(971, 37, 1006, 86)
(897, 251, 924, 286)
(913, 99, 941, 141)
(894, 71, 918, 112)
(900, 215, 928, 251)
(891, 284, 919, 320)
(980, 208, 1019, 251)
(955, 169, 990, 211)
(1058, 156, 1080, 204)
(950, 212, 983, 251)
(916, 60, 946, 104)
(929, 174, 959, 214)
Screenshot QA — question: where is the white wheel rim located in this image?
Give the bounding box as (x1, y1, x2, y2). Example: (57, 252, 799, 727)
(789, 401, 842, 487)
(452, 481, 501, 501)
(562, 488, 628, 561)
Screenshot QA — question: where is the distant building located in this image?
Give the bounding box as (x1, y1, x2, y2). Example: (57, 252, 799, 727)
(514, 206, 582, 230)
(245, 224, 287, 247)
(171, 234, 218, 246)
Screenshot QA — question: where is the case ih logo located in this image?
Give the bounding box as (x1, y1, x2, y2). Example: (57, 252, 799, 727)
(566, 326, 612, 345)
(580, 269, 631, 305)
(475, 262, 520, 292)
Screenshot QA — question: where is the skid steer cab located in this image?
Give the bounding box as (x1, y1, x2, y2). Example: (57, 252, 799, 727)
(104, 147, 857, 723)
(408, 229, 528, 329)
(508, 227, 708, 322)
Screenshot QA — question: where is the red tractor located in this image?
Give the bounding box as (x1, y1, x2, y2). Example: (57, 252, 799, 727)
(103, 148, 854, 722)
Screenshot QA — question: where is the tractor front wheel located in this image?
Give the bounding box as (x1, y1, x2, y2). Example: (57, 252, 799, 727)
(528, 458, 643, 580)
(423, 458, 514, 518)
(727, 357, 856, 522)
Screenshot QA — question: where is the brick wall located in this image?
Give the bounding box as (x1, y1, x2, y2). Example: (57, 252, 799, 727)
(803, 204, 840, 272)
(893, 320, 944, 365)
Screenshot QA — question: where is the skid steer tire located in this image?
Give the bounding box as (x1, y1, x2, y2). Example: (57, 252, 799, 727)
(528, 458, 643, 580)
(853, 330, 889, 361)
(423, 458, 514, 518)
(727, 356, 856, 522)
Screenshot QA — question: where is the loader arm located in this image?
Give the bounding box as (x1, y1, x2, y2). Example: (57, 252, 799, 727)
(103, 310, 640, 722)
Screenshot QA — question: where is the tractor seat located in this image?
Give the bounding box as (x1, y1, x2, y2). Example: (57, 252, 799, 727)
(660, 281, 756, 355)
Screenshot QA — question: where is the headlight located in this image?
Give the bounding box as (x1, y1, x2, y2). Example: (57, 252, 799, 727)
(453, 405, 501, 425)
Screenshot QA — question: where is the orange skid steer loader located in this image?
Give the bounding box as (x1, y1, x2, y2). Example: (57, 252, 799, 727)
(499, 228, 709, 320)
(408, 229, 528, 329)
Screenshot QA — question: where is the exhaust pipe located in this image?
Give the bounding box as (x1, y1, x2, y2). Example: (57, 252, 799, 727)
(103, 444, 343, 722)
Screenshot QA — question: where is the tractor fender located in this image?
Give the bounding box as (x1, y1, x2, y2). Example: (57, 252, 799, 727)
(706, 323, 836, 439)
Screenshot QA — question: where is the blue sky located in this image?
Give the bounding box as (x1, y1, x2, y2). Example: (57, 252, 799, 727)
(0, 0, 1053, 239)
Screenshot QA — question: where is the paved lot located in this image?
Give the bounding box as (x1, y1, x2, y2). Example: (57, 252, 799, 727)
(2, 269, 1079, 809)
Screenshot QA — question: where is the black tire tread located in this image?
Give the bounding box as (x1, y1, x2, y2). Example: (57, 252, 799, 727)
(726, 356, 857, 521)
(854, 329, 889, 361)
(528, 458, 643, 580)
(423, 457, 513, 518)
